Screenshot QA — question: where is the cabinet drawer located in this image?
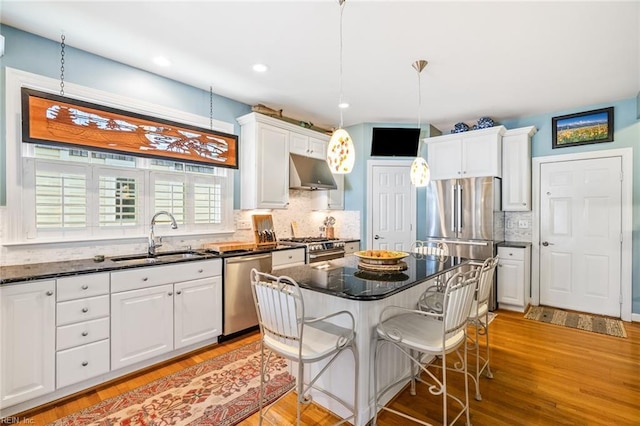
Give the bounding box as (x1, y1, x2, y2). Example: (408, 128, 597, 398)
(56, 339, 110, 389)
(57, 317, 110, 351)
(344, 241, 360, 254)
(498, 247, 525, 261)
(111, 259, 222, 293)
(57, 273, 109, 302)
(272, 248, 305, 268)
(57, 295, 109, 326)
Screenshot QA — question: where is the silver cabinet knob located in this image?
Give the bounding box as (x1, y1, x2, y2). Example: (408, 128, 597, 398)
(168, 292, 173, 296)
(82, 307, 89, 313)
(82, 361, 88, 367)
(522, 202, 527, 206)
(198, 269, 203, 273)
(46, 291, 54, 296)
(81, 285, 89, 290)
(82, 331, 88, 337)
(143, 277, 148, 281)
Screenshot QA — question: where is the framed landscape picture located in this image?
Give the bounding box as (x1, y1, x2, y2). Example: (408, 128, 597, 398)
(552, 107, 614, 149)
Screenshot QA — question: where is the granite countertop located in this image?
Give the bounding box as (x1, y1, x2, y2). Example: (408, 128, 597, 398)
(272, 254, 468, 301)
(0, 245, 301, 285)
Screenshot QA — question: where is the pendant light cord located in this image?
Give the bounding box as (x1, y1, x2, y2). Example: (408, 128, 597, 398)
(209, 85, 214, 130)
(338, 0, 345, 129)
(59, 34, 66, 96)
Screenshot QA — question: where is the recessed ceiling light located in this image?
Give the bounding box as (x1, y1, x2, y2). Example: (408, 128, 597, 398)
(338, 102, 349, 109)
(153, 56, 171, 67)
(252, 63, 268, 73)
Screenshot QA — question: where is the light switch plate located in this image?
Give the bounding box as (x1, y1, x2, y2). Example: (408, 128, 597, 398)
(237, 220, 251, 230)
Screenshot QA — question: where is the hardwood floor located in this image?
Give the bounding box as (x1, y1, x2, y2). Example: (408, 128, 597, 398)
(12, 310, 640, 426)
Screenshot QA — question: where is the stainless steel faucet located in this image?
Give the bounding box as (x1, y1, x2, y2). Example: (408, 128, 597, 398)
(148, 211, 178, 255)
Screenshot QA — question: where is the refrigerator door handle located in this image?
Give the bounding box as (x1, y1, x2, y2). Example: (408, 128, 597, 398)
(450, 183, 457, 233)
(457, 184, 463, 233)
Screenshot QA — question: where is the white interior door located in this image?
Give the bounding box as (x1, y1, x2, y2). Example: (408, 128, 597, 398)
(368, 161, 415, 251)
(539, 157, 621, 317)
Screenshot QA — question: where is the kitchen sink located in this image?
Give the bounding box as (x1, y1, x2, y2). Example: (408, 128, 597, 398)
(110, 251, 207, 265)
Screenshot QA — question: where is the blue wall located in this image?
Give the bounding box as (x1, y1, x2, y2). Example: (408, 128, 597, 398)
(502, 98, 640, 314)
(0, 26, 251, 206)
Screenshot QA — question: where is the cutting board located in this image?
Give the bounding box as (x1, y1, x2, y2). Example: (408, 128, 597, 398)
(202, 241, 255, 253)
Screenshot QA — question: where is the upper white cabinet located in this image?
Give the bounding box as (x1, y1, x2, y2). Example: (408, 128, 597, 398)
(290, 133, 328, 160)
(1, 280, 56, 408)
(238, 113, 332, 209)
(238, 113, 290, 209)
(502, 126, 537, 211)
(426, 126, 506, 180)
(312, 173, 345, 210)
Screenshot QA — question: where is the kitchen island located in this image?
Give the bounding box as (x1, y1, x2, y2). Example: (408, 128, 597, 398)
(272, 254, 469, 425)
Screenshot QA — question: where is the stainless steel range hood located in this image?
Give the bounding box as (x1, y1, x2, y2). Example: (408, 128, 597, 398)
(289, 153, 337, 190)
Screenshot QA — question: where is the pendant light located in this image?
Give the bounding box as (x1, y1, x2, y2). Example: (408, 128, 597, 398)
(410, 59, 431, 187)
(326, 0, 355, 174)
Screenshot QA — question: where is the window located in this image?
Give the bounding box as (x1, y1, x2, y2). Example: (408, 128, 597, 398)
(21, 144, 232, 241)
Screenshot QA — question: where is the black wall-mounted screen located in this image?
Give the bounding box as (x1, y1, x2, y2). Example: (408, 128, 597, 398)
(370, 127, 420, 157)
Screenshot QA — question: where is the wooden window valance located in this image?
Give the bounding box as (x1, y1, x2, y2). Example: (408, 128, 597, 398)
(21, 88, 239, 169)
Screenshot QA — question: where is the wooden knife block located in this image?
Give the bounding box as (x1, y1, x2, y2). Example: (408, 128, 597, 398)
(252, 214, 277, 249)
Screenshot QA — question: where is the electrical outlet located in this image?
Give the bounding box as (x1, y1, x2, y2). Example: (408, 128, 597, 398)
(518, 220, 529, 229)
(506, 219, 514, 229)
(237, 220, 251, 230)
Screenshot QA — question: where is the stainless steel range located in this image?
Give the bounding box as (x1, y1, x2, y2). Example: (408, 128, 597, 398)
(279, 237, 346, 264)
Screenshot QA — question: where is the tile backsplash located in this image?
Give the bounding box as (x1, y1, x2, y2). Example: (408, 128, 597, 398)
(504, 211, 533, 242)
(0, 190, 360, 266)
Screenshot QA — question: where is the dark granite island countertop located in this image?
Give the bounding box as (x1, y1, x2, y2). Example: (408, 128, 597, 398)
(272, 254, 469, 300)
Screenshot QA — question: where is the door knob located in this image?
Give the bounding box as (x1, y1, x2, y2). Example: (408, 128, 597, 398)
(542, 241, 554, 246)
(374, 234, 384, 240)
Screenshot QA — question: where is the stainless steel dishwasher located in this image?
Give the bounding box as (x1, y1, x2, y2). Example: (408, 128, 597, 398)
(223, 252, 272, 337)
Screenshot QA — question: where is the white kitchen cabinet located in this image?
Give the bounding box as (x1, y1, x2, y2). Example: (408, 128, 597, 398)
(55, 273, 110, 389)
(344, 241, 360, 254)
(426, 126, 506, 180)
(238, 113, 290, 209)
(290, 132, 328, 160)
(497, 245, 531, 312)
(0, 280, 56, 408)
(312, 173, 345, 210)
(272, 247, 306, 270)
(502, 126, 537, 211)
(111, 283, 175, 370)
(174, 276, 222, 349)
(111, 259, 223, 369)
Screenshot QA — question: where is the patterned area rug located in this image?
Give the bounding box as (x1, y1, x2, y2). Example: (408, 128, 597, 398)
(49, 340, 294, 425)
(524, 306, 627, 338)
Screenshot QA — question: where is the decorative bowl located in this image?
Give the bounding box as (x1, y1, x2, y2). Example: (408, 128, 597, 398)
(451, 122, 470, 133)
(354, 250, 409, 265)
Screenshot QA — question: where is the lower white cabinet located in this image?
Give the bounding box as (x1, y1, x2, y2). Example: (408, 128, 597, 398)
(0, 280, 56, 408)
(497, 245, 531, 312)
(272, 248, 306, 270)
(111, 284, 175, 370)
(174, 277, 223, 349)
(111, 259, 223, 369)
(55, 273, 110, 389)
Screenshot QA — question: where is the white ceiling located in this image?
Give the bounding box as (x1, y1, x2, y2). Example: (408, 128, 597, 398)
(2, 1, 639, 133)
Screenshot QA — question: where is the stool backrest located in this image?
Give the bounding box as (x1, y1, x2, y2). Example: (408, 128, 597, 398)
(251, 269, 304, 346)
(443, 268, 479, 336)
(477, 255, 499, 306)
(411, 240, 449, 258)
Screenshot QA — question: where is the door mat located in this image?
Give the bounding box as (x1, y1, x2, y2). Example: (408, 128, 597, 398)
(48, 340, 295, 425)
(524, 306, 627, 338)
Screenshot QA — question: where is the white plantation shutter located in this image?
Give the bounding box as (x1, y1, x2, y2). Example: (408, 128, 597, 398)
(35, 168, 87, 228)
(98, 169, 142, 228)
(153, 174, 186, 224)
(193, 180, 222, 224)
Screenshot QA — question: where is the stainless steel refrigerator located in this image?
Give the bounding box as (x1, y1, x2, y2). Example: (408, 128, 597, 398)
(424, 177, 504, 308)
